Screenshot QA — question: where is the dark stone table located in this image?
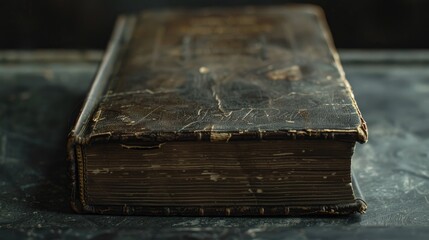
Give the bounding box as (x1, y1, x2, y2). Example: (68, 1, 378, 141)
(1, 50, 428, 239)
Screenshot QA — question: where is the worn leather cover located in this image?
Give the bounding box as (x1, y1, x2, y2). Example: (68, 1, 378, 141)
(68, 5, 368, 215)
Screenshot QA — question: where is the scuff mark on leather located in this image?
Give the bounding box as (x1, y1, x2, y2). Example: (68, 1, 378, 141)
(266, 65, 302, 81)
(121, 143, 165, 149)
(210, 132, 232, 142)
(211, 85, 232, 117)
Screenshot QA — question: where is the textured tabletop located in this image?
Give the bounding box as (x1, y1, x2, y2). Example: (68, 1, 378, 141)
(0, 50, 429, 239)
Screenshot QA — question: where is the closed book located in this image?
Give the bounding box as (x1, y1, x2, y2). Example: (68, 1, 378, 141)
(68, 5, 368, 216)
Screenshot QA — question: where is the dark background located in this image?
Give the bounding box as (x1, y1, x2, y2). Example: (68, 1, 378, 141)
(1, 0, 428, 50)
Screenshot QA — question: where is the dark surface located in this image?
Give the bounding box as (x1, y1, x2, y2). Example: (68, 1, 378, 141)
(1, 50, 429, 238)
(2, 0, 429, 49)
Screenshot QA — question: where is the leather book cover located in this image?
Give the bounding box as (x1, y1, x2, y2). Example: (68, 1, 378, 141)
(68, 5, 368, 216)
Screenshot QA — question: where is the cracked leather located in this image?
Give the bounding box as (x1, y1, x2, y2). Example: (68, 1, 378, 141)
(87, 6, 367, 143)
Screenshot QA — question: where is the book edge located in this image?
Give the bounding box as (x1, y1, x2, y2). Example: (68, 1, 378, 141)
(68, 15, 136, 213)
(314, 7, 369, 143)
(72, 202, 366, 216)
(351, 170, 368, 213)
(69, 15, 136, 144)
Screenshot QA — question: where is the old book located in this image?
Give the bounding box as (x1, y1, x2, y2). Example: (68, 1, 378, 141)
(68, 5, 368, 216)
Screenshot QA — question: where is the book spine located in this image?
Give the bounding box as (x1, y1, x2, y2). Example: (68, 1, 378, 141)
(68, 15, 136, 212)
